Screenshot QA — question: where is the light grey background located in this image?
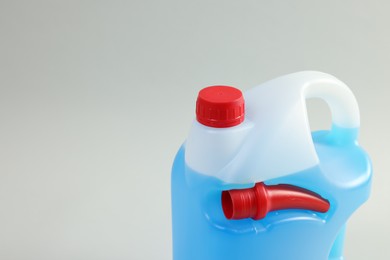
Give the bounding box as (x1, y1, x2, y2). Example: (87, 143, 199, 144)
(0, 1, 389, 259)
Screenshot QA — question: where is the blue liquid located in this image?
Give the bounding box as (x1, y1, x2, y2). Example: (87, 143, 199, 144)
(172, 128, 372, 260)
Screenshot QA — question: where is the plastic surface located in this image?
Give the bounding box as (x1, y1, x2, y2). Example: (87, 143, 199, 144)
(172, 71, 372, 260)
(222, 182, 330, 220)
(196, 85, 245, 128)
(185, 71, 360, 184)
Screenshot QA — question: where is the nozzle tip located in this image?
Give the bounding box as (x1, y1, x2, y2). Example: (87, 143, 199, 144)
(222, 191, 234, 219)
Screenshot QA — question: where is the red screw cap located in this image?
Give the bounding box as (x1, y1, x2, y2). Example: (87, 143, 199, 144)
(196, 86, 245, 128)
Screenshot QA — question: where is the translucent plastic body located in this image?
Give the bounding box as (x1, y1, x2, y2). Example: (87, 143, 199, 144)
(185, 71, 360, 184)
(172, 128, 371, 259)
(171, 72, 372, 260)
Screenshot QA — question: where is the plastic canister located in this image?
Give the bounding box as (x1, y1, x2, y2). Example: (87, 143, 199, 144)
(171, 71, 372, 260)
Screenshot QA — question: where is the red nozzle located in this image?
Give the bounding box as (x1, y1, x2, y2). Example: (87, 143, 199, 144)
(221, 182, 330, 220)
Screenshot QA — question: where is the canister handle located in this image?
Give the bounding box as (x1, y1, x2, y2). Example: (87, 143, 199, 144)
(303, 72, 360, 142)
(220, 71, 361, 184)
